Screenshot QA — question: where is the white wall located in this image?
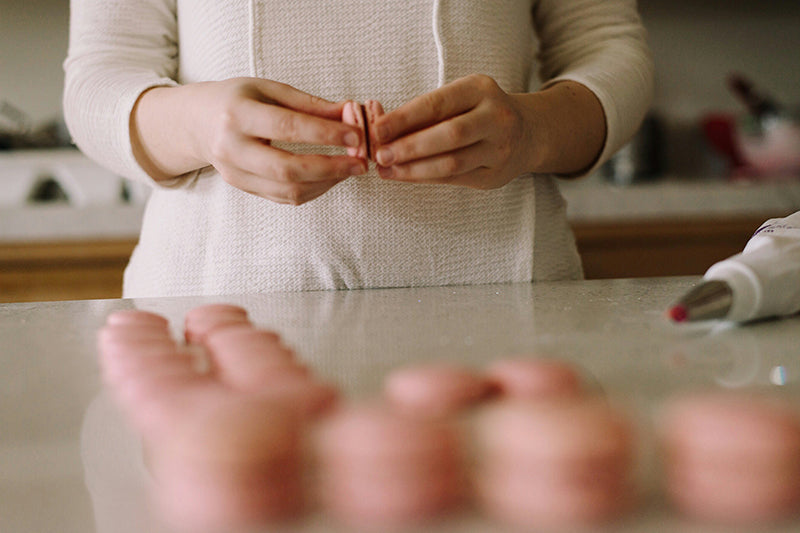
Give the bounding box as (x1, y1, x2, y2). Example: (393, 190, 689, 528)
(0, 0, 70, 124)
(641, 0, 800, 119)
(639, 0, 800, 174)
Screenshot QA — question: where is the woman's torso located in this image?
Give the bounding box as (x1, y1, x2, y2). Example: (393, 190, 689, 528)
(124, 0, 582, 297)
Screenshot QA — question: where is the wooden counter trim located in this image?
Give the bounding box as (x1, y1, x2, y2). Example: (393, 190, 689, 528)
(0, 240, 137, 265)
(0, 239, 137, 303)
(571, 215, 766, 280)
(0, 213, 773, 301)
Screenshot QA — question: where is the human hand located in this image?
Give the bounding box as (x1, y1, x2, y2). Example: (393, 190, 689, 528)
(369, 74, 534, 190)
(141, 78, 368, 205)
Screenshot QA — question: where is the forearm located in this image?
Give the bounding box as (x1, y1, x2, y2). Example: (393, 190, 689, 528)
(513, 81, 606, 177)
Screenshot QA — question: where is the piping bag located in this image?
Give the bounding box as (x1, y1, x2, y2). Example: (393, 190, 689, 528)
(668, 211, 800, 323)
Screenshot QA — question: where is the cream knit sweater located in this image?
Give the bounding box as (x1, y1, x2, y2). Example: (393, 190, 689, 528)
(64, 0, 653, 297)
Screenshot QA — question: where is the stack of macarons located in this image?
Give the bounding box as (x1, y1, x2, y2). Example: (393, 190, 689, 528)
(381, 356, 636, 530)
(384, 362, 496, 418)
(97, 310, 800, 531)
(473, 397, 636, 529)
(152, 398, 305, 531)
(314, 404, 465, 528)
(659, 390, 800, 525)
(199, 320, 339, 421)
(96, 305, 330, 531)
(97, 309, 211, 437)
(485, 357, 585, 399)
(183, 303, 251, 345)
(382, 355, 586, 419)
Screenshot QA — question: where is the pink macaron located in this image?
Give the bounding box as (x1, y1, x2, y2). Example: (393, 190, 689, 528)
(184, 316, 251, 345)
(384, 362, 495, 418)
(252, 374, 340, 421)
(485, 357, 583, 399)
(183, 303, 249, 324)
(105, 309, 170, 330)
(152, 396, 305, 531)
(183, 304, 250, 345)
(100, 345, 195, 387)
(203, 325, 303, 390)
(659, 390, 800, 524)
(342, 99, 385, 161)
(97, 324, 176, 355)
(314, 404, 465, 527)
(473, 397, 636, 529)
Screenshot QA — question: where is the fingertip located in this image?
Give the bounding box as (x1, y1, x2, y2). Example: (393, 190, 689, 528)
(377, 165, 394, 180)
(348, 159, 368, 176)
(371, 119, 388, 145)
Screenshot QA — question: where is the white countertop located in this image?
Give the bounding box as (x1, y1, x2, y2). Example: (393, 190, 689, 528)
(2, 277, 799, 532)
(560, 174, 800, 223)
(2, 148, 800, 242)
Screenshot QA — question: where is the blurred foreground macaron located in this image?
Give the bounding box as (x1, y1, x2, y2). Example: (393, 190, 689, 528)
(659, 391, 800, 524)
(184, 304, 249, 323)
(485, 357, 583, 399)
(152, 396, 305, 531)
(106, 309, 170, 330)
(183, 304, 250, 345)
(384, 362, 495, 418)
(203, 325, 305, 390)
(474, 397, 636, 529)
(314, 404, 465, 527)
(252, 374, 340, 421)
(97, 325, 177, 358)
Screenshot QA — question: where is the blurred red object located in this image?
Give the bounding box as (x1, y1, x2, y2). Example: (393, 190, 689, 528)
(700, 113, 748, 171)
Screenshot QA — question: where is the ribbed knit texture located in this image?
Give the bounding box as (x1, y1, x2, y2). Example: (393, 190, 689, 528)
(64, 0, 653, 297)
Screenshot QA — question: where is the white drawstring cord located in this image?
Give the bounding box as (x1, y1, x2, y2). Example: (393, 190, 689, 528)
(248, 0, 257, 76)
(431, 0, 445, 87)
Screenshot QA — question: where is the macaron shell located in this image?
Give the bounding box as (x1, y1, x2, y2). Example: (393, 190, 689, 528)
(184, 314, 252, 345)
(98, 338, 182, 372)
(106, 309, 170, 329)
(251, 376, 340, 420)
(120, 378, 224, 438)
(316, 404, 464, 527)
(101, 349, 195, 387)
(203, 325, 296, 371)
(316, 404, 461, 462)
(319, 470, 462, 527)
(183, 304, 248, 323)
(475, 398, 633, 463)
(477, 467, 635, 529)
(659, 391, 800, 459)
(364, 100, 385, 161)
(666, 464, 800, 524)
(213, 354, 310, 393)
(155, 475, 303, 532)
(154, 396, 302, 470)
(486, 357, 583, 399)
(385, 362, 494, 418)
(98, 323, 174, 343)
(342, 101, 363, 159)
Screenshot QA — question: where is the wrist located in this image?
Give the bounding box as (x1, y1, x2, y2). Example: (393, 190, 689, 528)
(513, 81, 606, 176)
(131, 84, 208, 180)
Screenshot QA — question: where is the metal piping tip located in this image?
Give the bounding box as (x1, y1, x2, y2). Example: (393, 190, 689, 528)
(668, 280, 733, 322)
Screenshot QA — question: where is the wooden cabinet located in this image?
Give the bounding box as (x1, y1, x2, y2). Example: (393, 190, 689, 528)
(0, 240, 136, 303)
(0, 214, 770, 302)
(572, 215, 764, 280)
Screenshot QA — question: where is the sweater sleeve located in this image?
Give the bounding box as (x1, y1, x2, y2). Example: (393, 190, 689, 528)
(532, 0, 655, 177)
(63, 0, 181, 185)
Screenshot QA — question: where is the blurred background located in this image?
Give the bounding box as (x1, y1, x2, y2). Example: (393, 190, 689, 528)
(1, 0, 800, 302)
